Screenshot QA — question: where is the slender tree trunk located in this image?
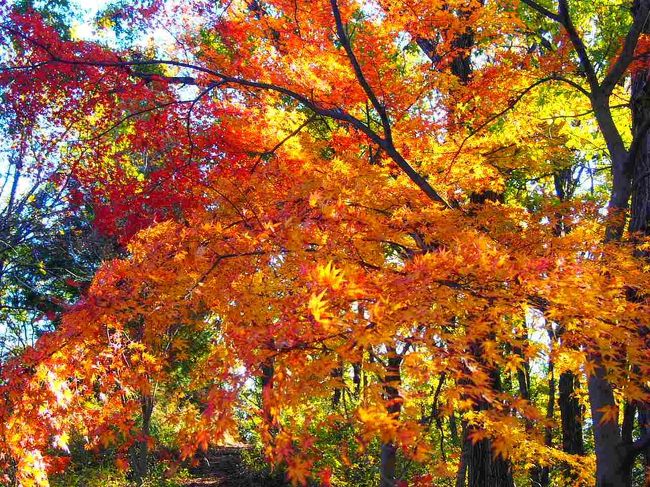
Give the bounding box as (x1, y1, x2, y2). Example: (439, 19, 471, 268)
(332, 365, 343, 407)
(449, 413, 459, 445)
(530, 355, 554, 487)
(639, 406, 650, 483)
(261, 359, 275, 431)
(553, 171, 585, 460)
(456, 423, 469, 487)
(630, 14, 650, 237)
(513, 340, 551, 487)
(549, 170, 585, 483)
(463, 343, 514, 487)
(588, 367, 631, 487)
(629, 39, 650, 482)
(380, 348, 403, 487)
(352, 361, 362, 396)
(131, 394, 154, 485)
(558, 372, 585, 455)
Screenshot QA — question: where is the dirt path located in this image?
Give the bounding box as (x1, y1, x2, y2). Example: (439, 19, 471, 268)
(178, 446, 290, 487)
(180, 447, 252, 487)
(181, 477, 226, 487)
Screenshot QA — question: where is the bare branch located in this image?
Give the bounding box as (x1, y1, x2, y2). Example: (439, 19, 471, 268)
(250, 114, 317, 173)
(449, 76, 585, 167)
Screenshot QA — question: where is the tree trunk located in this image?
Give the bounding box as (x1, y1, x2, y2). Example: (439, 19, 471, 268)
(131, 394, 154, 485)
(380, 348, 403, 487)
(531, 356, 554, 487)
(464, 343, 515, 487)
(588, 94, 633, 487)
(588, 368, 632, 487)
(630, 3, 650, 237)
(553, 168, 585, 458)
(559, 371, 585, 455)
(455, 423, 470, 487)
(639, 406, 650, 483)
(261, 359, 276, 431)
(352, 361, 362, 396)
(466, 436, 514, 487)
(332, 365, 343, 407)
(583, 5, 650, 486)
(628, 14, 650, 479)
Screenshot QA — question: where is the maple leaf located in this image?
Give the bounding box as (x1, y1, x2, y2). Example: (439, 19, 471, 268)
(308, 290, 331, 325)
(286, 457, 312, 486)
(597, 405, 619, 425)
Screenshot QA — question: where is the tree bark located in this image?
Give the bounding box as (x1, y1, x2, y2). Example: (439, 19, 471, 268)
(331, 365, 343, 407)
(261, 358, 275, 429)
(630, 0, 650, 237)
(593, 97, 634, 241)
(558, 372, 584, 456)
(530, 355, 554, 487)
(628, 14, 650, 480)
(131, 394, 154, 485)
(466, 435, 514, 487)
(464, 343, 515, 487)
(639, 406, 650, 483)
(550, 175, 585, 478)
(588, 367, 631, 487)
(380, 348, 403, 487)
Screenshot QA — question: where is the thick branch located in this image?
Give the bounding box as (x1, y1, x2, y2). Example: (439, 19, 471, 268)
(3, 25, 451, 207)
(558, 0, 599, 92)
(602, 0, 650, 93)
(330, 0, 393, 143)
(520, 0, 560, 22)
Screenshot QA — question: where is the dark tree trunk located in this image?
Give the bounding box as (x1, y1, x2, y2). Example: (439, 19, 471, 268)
(464, 343, 515, 487)
(530, 356, 554, 487)
(455, 423, 470, 487)
(639, 406, 650, 483)
(331, 365, 343, 407)
(552, 169, 586, 468)
(463, 195, 515, 487)
(261, 359, 275, 429)
(131, 394, 154, 485)
(548, 169, 584, 484)
(466, 436, 515, 487)
(628, 10, 650, 480)
(352, 361, 362, 396)
(380, 348, 403, 487)
(629, 12, 650, 237)
(559, 372, 585, 455)
(588, 368, 632, 487)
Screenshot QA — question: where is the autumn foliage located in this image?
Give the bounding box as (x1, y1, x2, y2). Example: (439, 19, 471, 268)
(0, 0, 649, 486)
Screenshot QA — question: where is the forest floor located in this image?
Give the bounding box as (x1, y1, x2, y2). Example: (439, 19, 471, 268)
(181, 447, 243, 487)
(180, 447, 289, 487)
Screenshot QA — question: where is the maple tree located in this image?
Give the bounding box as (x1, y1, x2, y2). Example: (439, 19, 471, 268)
(0, 0, 649, 486)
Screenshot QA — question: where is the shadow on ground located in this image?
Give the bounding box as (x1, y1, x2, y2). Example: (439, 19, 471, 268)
(181, 447, 290, 487)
